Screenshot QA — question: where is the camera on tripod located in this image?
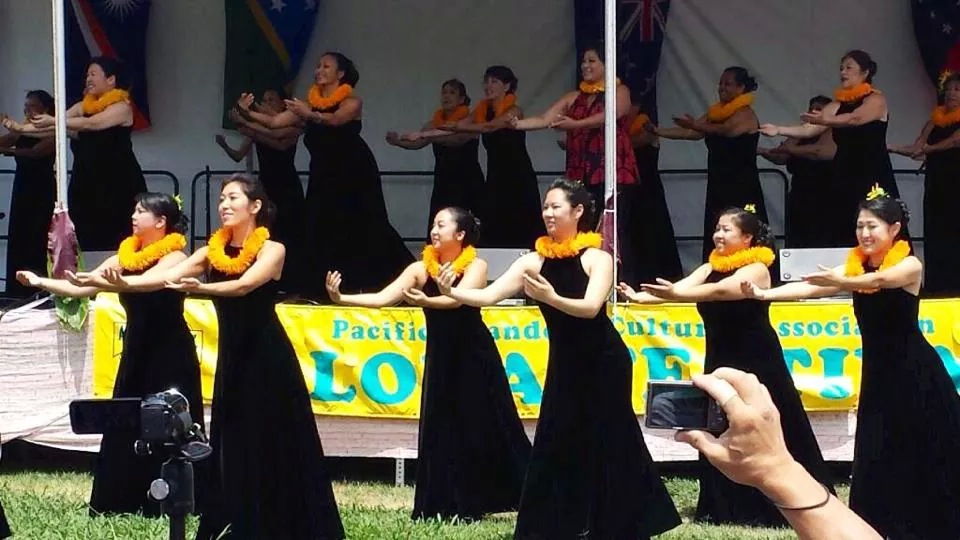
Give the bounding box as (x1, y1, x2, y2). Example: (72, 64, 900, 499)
(69, 389, 211, 540)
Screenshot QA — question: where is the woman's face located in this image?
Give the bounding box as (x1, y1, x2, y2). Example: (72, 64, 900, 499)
(712, 214, 752, 255)
(855, 209, 899, 257)
(24, 96, 48, 117)
(429, 209, 465, 249)
(541, 188, 583, 237)
(314, 55, 344, 86)
(717, 71, 744, 103)
(483, 76, 509, 100)
(85, 63, 115, 97)
(131, 202, 164, 238)
(218, 182, 261, 228)
(580, 49, 605, 83)
(260, 90, 285, 115)
(440, 84, 465, 111)
(945, 80, 960, 110)
(839, 57, 868, 88)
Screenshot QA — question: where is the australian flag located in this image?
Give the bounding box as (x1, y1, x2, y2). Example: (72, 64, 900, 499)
(911, 0, 960, 89)
(574, 0, 670, 122)
(64, 0, 152, 129)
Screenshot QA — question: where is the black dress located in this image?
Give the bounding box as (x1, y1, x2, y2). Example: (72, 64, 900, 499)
(0, 500, 10, 538)
(68, 124, 147, 251)
(831, 99, 902, 245)
(301, 107, 413, 299)
(849, 286, 960, 539)
(514, 251, 680, 539)
(785, 138, 843, 248)
(88, 273, 205, 517)
(412, 277, 530, 520)
(195, 251, 344, 540)
(4, 136, 54, 298)
(702, 132, 767, 260)
(921, 123, 960, 296)
(255, 142, 306, 293)
(695, 269, 833, 526)
(632, 144, 682, 283)
(479, 126, 544, 249)
(426, 140, 485, 235)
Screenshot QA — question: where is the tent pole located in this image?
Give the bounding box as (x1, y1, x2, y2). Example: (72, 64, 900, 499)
(604, 0, 617, 306)
(51, 0, 69, 203)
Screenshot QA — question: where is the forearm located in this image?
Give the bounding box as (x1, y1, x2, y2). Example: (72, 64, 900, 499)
(335, 293, 396, 309)
(35, 278, 100, 298)
(513, 116, 551, 130)
(241, 108, 280, 128)
(192, 278, 259, 297)
(759, 151, 790, 165)
(764, 282, 836, 300)
(787, 145, 832, 161)
(672, 283, 743, 302)
(218, 142, 245, 162)
(656, 126, 702, 140)
(114, 273, 170, 293)
(415, 296, 461, 309)
(776, 124, 821, 139)
(542, 293, 604, 319)
(390, 138, 429, 150)
(446, 286, 497, 307)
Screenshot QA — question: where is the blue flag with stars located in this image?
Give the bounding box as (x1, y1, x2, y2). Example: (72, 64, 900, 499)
(911, 0, 960, 87)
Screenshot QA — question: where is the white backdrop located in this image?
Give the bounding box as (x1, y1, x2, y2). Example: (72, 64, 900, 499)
(0, 0, 938, 283)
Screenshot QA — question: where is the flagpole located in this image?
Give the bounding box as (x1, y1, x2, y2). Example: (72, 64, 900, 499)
(51, 0, 69, 203)
(604, 0, 617, 306)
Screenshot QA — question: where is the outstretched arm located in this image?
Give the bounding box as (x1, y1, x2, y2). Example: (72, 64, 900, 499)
(438, 253, 536, 306)
(528, 248, 611, 318)
(328, 262, 423, 308)
(405, 259, 488, 310)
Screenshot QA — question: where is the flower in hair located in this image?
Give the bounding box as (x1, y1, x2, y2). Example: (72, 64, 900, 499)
(172, 194, 184, 211)
(940, 70, 954, 93)
(743, 203, 756, 214)
(865, 184, 887, 201)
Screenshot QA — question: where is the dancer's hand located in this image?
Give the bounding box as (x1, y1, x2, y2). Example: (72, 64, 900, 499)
(640, 278, 677, 299)
(522, 272, 555, 302)
(436, 264, 457, 294)
(1, 115, 18, 132)
(402, 288, 428, 306)
(801, 110, 823, 125)
(758, 124, 780, 137)
(400, 132, 422, 141)
(285, 98, 311, 118)
(802, 265, 845, 287)
(675, 367, 795, 489)
(740, 280, 768, 300)
(164, 277, 201, 291)
(385, 131, 401, 145)
(227, 109, 245, 124)
(100, 267, 129, 287)
(237, 93, 255, 111)
(643, 121, 659, 135)
(29, 114, 54, 128)
(672, 114, 696, 130)
(549, 115, 578, 130)
(16, 270, 41, 287)
(325, 271, 343, 303)
(615, 282, 640, 302)
(66, 271, 98, 287)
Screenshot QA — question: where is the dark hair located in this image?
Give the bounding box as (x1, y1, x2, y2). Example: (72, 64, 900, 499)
(441, 79, 471, 106)
(438, 207, 481, 247)
(939, 73, 960, 101)
(88, 56, 130, 90)
(322, 52, 360, 87)
(26, 90, 55, 114)
(722, 66, 758, 92)
(809, 95, 832, 109)
(719, 207, 775, 249)
(857, 194, 910, 240)
(264, 87, 289, 101)
(222, 173, 276, 228)
(841, 50, 878, 83)
(580, 41, 607, 63)
(547, 178, 596, 232)
(483, 65, 518, 94)
(135, 192, 188, 235)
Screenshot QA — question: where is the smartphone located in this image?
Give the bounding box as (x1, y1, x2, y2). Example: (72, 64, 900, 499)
(644, 380, 729, 432)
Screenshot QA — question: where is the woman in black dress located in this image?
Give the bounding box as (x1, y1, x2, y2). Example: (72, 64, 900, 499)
(627, 105, 683, 282)
(0, 500, 9, 539)
(162, 174, 344, 539)
(0, 90, 55, 298)
(745, 189, 960, 539)
(761, 50, 902, 246)
(426, 66, 544, 248)
(758, 95, 840, 248)
(619, 207, 833, 526)
(15, 193, 204, 517)
(889, 73, 960, 297)
(237, 52, 412, 300)
(386, 80, 485, 234)
(217, 88, 306, 294)
(438, 179, 680, 539)
(655, 67, 767, 261)
(326, 207, 530, 521)
(5, 57, 147, 252)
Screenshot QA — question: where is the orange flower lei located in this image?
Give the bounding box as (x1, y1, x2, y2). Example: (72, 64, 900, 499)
(579, 78, 621, 94)
(431, 105, 470, 127)
(473, 94, 517, 123)
(535, 232, 603, 259)
(81, 88, 130, 116)
(844, 239, 911, 294)
(206, 226, 270, 275)
(931, 105, 960, 127)
(117, 233, 187, 272)
(629, 113, 650, 135)
(307, 84, 353, 110)
(421, 245, 477, 279)
(706, 92, 754, 122)
(834, 83, 873, 103)
(708, 246, 775, 273)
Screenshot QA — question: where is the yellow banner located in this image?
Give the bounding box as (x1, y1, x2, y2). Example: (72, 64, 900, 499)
(92, 294, 960, 418)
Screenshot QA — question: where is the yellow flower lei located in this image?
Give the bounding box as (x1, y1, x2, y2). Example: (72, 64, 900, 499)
(844, 239, 911, 294)
(207, 226, 270, 275)
(117, 233, 186, 272)
(628, 113, 650, 135)
(834, 83, 874, 103)
(708, 246, 776, 273)
(579, 78, 621, 94)
(535, 232, 603, 259)
(931, 105, 960, 127)
(307, 84, 353, 110)
(421, 245, 477, 279)
(431, 105, 470, 128)
(81, 88, 130, 116)
(706, 92, 754, 122)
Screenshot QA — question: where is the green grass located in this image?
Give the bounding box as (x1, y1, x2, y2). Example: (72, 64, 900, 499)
(0, 471, 849, 539)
